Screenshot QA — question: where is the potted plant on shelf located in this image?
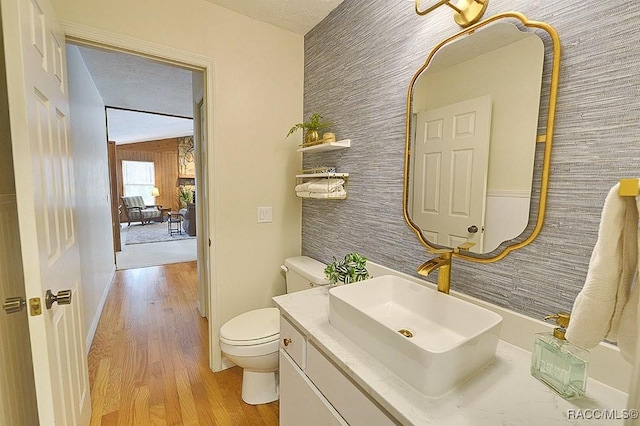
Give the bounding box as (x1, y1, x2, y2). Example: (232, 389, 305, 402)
(286, 113, 333, 145)
(324, 252, 371, 285)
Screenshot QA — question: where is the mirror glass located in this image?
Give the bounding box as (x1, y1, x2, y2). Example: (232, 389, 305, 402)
(405, 20, 549, 256)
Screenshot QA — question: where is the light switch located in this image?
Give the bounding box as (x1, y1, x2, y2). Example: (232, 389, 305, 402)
(257, 206, 272, 223)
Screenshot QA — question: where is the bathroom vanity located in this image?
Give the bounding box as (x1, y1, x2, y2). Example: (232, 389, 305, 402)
(273, 279, 628, 425)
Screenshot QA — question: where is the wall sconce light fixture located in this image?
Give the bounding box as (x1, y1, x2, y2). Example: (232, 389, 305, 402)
(414, 0, 488, 27)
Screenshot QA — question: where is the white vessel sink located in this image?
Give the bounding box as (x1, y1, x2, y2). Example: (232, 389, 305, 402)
(328, 275, 503, 397)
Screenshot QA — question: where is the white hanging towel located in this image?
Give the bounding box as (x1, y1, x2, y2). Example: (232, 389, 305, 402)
(565, 183, 639, 366)
(626, 296, 640, 426)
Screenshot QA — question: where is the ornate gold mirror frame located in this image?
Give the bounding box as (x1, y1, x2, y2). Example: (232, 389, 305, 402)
(403, 12, 561, 263)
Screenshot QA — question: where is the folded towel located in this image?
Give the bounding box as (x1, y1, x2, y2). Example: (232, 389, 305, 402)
(308, 178, 344, 193)
(296, 191, 310, 198)
(565, 183, 639, 363)
(295, 182, 310, 192)
(309, 189, 346, 199)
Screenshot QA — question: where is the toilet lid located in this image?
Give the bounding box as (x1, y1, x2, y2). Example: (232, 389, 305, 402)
(220, 307, 280, 345)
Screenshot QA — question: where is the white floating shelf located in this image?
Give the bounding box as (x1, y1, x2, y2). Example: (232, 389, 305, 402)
(295, 172, 350, 178)
(297, 139, 351, 153)
(296, 193, 347, 200)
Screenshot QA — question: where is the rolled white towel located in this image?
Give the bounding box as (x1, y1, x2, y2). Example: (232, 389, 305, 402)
(308, 178, 345, 193)
(296, 191, 310, 198)
(295, 181, 310, 192)
(309, 189, 346, 199)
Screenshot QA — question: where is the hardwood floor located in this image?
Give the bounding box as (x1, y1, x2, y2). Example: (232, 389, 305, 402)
(88, 262, 279, 425)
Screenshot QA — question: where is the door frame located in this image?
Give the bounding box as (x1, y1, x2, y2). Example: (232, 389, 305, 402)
(107, 141, 121, 255)
(194, 95, 209, 320)
(61, 22, 222, 370)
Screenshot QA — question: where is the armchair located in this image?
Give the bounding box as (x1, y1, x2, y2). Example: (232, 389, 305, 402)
(121, 196, 162, 225)
(179, 203, 196, 236)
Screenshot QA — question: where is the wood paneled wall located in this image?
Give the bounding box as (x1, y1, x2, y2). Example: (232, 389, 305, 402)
(116, 138, 180, 220)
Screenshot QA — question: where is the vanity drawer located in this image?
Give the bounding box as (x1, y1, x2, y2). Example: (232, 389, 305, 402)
(306, 343, 396, 426)
(280, 316, 306, 369)
(280, 350, 347, 426)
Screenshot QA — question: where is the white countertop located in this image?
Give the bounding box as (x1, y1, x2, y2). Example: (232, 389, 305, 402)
(273, 286, 629, 425)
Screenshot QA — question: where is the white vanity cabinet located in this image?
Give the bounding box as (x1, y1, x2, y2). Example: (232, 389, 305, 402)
(279, 315, 396, 426)
(280, 351, 347, 425)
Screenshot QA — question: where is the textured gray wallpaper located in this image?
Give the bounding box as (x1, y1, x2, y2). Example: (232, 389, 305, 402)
(301, 0, 640, 319)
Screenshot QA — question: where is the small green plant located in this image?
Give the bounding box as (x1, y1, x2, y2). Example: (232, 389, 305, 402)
(177, 185, 193, 208)
(286, 113, 333, 138)
(324, 252, 370, 285)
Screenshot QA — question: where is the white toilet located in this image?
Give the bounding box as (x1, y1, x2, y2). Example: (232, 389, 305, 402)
(219, 256, 329, 404)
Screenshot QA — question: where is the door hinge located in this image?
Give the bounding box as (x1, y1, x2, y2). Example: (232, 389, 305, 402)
(29, 298, 42, 316)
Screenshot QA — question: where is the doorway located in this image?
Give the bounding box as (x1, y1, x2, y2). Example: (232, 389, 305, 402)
(63, 21, 221, 367)
(67, 34, 213, 322)
(67, 43, 201, 270)
(67, 38, 210, 304)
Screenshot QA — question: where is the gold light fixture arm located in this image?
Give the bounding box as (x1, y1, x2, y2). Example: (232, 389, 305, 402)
(414, 0, 488, 27)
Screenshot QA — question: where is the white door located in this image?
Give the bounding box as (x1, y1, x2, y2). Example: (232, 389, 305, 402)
(412, 96, 492, 253)
(1, 0, 91, 424)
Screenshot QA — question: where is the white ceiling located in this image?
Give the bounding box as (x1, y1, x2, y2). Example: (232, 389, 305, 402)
(75, 44, 195, 144)
(204, 0, 343, 35)
(106, 109, 194, 145)
(74, 0, 344, 144)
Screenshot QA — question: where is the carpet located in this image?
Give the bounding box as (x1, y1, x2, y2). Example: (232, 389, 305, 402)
(122, 222, 195, 245)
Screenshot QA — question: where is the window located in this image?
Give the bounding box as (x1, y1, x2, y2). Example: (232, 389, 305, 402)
(122, 160, 156, 205)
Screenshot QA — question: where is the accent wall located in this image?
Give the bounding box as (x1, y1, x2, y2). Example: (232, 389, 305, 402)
(302, 1, 640, 320)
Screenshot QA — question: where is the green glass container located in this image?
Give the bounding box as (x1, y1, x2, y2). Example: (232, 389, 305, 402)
(530, 313, 589, 399)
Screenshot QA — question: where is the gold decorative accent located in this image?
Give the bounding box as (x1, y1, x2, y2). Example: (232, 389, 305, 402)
(29, 298, 42, 316)
(300, 137, 324, 148)
(619, 178, 639, 196)
(322, 132, 336, 143)
(414, 0, 488, 28)
(544, 313, 570, 340)
(398, 329, 414, 338)
(454, 242, 475, 253)
(417, 250, 452, 294)
(403, 12, 561, 264)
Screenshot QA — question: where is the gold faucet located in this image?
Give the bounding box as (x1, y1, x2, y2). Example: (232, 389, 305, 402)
(417, 242, 475, 294)
(417, 249, 453, 294)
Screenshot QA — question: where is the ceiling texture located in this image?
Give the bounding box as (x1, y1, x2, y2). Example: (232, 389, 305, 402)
(75, 0, 343, 144)
(204, 0, 344, 35)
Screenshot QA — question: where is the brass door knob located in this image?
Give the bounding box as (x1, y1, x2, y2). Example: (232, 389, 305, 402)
(45, 289, 72, 309)
(283, 338, 292, 347)
(467, 225, 479, 233)
(3, 297, 26, 314)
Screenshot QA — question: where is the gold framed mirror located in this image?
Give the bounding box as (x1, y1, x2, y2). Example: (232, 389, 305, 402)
(403, 12, 560, 263)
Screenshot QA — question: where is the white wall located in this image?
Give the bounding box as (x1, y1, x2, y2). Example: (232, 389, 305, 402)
(52, 0, 304, 368)
(66, 45, 116, 347)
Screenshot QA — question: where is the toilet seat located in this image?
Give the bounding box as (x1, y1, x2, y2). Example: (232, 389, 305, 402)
(220, 307, 280, 346)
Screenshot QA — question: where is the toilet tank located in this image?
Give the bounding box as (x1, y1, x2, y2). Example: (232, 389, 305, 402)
(283, 256, 329, 293)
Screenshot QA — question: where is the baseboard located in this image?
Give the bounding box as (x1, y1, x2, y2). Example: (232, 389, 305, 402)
(85, 267, 116, 351)
(220, 355, 236, 371)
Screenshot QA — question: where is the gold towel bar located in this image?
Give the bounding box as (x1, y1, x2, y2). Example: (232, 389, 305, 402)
(619, 178, 639, 196)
